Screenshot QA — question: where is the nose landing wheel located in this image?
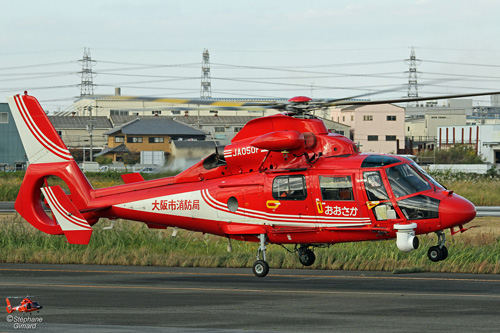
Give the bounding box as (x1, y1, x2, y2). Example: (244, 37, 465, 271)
(428, 245, 448, 262)
(427, 231, 449, 262)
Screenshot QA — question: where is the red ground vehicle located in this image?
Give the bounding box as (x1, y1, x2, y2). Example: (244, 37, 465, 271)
(7, 93, 485, 277)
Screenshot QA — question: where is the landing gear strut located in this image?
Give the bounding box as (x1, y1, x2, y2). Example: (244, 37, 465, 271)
(252, 234, 269, 277)
(297, 246, 316, 266)
(428, 230, 448, 262)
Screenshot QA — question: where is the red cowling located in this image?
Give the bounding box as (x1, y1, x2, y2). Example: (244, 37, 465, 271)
(250, 131, 304, 151)
(288, 96, 313, 103)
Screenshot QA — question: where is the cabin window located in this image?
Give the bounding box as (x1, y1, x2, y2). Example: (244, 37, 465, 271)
(272, 175, 307, 201)
(319, 176, 354, 201)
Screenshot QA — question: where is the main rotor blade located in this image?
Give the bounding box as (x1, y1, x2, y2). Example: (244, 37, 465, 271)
(108, 105, 272, 112)
(328, 91, 500, 106)
(88, 95, 282, 107)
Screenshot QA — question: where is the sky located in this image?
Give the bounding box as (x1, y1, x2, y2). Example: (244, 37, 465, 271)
(2, 0, 500, 111)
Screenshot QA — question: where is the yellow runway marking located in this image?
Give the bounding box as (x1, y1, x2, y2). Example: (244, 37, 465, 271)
(0, 268, 499, 283)
(0, 282, 499, 299)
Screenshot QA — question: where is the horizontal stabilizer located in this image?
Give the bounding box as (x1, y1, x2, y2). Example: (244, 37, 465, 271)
(121, 172, 145, 184)
(41, 186, 92, 245)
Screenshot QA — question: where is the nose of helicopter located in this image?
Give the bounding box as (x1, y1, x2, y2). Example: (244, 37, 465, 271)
(439, 193, 476, 229)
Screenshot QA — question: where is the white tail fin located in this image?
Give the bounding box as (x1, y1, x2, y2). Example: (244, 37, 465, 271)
(7, 94, 73, 164)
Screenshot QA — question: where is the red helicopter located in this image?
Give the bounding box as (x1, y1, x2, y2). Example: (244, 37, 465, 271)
(5, 296, 42, 314)
(7, 91, 499, 277)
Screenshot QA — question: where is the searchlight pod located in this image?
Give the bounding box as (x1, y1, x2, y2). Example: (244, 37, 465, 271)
(394, 223, 419, 252)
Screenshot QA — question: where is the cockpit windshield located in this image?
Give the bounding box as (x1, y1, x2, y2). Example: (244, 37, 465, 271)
(410, 161, 445, 189)
(386, 163, 431, 198)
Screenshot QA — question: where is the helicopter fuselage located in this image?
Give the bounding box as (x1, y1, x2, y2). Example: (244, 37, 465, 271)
(10, 95, 476, 277)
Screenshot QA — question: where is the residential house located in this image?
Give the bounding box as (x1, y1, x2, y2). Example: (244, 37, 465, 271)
(98, 117, 208, 162)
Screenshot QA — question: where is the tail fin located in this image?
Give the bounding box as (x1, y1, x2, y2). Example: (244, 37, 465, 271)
(6, 298, 12, 313)
(7, 93, 73, 164)
(7, 94, 95, 242)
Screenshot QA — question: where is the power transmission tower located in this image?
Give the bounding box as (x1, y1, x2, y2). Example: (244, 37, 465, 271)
(404, 47, 421, 99)
(78, 47, 96, 96)
(200, 49, 212, 98)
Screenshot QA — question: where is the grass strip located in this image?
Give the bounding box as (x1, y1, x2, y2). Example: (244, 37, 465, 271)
(1, 215, 499, 274)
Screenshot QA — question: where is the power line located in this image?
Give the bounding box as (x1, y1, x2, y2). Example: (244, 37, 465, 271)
(0, 61, 77, 71)
(424, 59, 500, 67)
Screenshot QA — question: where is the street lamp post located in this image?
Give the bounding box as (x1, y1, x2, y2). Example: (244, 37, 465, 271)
(86, 106, 95, 162)
(83, 139, 89, 162)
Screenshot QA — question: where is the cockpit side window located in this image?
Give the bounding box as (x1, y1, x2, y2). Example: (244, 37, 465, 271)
(363, 171, 389, 201)
(363, 171, 399, 220)
(386, 164, 431, 198)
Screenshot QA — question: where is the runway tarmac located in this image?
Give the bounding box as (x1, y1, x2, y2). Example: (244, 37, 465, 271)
(0, 263, 499, 332)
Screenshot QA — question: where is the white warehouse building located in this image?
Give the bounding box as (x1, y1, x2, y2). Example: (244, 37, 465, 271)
(437, 124, 500, 164)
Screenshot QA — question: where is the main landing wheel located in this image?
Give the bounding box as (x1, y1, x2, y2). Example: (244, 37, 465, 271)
(252, 234, 270, 277)
(428, 245, 448, 262)
(298, 248, 316, 266)
(252, 260, 269, 278)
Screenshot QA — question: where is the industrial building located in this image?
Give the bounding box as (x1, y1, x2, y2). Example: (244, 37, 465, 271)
(0, 103, 27, 170)
(436, 124, 500, 164)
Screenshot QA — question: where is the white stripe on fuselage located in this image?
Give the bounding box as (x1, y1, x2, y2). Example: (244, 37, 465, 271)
(113, 190, 370, 228)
